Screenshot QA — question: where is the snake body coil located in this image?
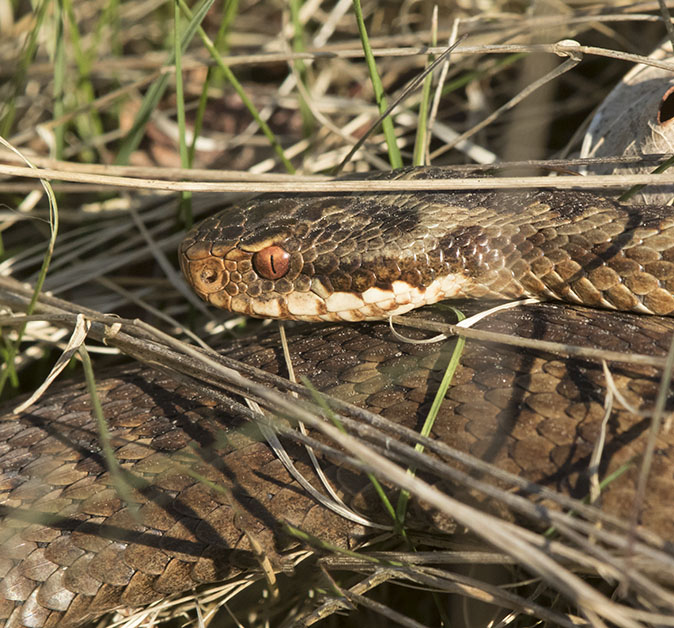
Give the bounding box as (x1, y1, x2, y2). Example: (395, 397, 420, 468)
(3, 168, 674, 626)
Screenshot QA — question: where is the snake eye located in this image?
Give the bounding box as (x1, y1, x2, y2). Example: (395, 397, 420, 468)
(253, 245, 290, 280)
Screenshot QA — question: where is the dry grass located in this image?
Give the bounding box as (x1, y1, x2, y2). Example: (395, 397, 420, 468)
(2, 1, 674, 626)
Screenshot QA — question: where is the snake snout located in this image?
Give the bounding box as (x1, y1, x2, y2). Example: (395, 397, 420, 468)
(179, 237, 228, 297)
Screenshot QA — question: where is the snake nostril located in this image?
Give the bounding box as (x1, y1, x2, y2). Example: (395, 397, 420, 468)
(253, 245, 290, 280)
(201, 268, 218, 284)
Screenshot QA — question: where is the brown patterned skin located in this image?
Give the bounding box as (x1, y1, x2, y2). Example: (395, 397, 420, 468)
(180, 168, 674, 321)
(1, 303, 673, 626)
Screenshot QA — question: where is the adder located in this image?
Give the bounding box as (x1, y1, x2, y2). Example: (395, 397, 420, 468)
(1, 167, 674, 627)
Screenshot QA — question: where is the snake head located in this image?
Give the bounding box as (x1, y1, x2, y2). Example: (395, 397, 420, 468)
(180, 196, 335, 320)
(180, 200, 301, 318)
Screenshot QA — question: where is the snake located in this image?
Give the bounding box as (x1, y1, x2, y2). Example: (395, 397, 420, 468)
(1, 166, 674, 627)
(179, 167, 674, 321)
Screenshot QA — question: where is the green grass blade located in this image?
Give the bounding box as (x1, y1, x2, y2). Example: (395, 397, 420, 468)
(99, 0, 122, 57)
(177, 0, 295, 173)
(351, 0, 402, 168)
(543, 459, 636, 537)
(79, 345, 139, 518)
(115, 0, 215, 165)
(187, 0, 239, 170)
(63, 0, 105, 160)
(53, 0, 67, 160)
(412, 20, 437, 167)
(0, 142, 59, 397)
(290, 0, 314, 136)
(286, 523, 403, 565)
(619, 154, 674, 201)
(0, 0, 49, 135)
(173, 0, 192, 222)
(174, 1, 189, 170)
(396, 307, 466, 524)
